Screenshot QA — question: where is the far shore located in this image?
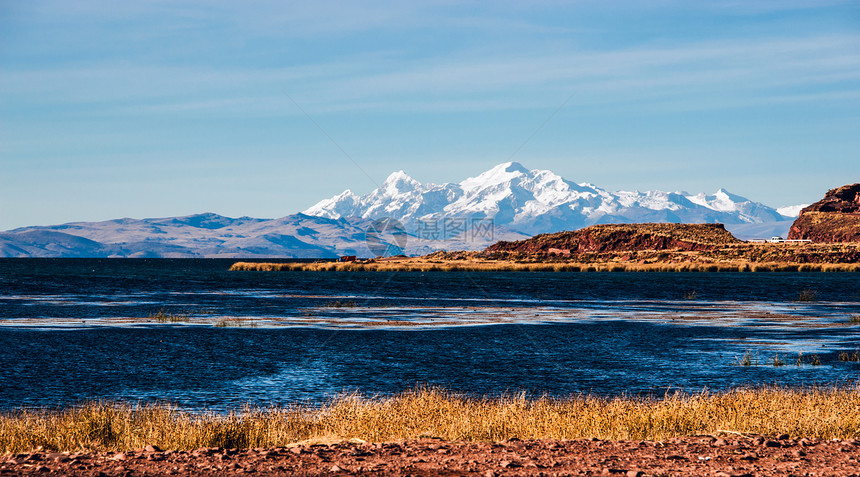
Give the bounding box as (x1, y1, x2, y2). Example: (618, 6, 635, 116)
(230, 259, 860, 273)
(230, 237, 860, 272)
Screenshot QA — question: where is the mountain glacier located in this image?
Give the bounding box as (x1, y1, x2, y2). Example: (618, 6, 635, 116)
(305, 162, 792, 236)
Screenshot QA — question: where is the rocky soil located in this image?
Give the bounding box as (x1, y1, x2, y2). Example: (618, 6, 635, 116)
(3, 435, 860, 476)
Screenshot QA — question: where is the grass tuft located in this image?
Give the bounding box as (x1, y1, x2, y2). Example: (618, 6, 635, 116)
(214, 319, 258, 328)
(795, 289, 818, 302)
(149, 309, 187, 323)
(737, 351, 756, 367)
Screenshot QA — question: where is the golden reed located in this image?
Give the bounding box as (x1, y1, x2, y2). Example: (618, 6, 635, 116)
(3, 387, 860, 452)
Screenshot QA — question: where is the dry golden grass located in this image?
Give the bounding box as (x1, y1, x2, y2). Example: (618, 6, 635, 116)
(230, 260, 860, 273)
(3, 387, 860, 453)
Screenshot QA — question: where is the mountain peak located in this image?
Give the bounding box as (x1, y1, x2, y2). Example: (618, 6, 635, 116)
(461, 162, 531, 190)
(384, 170, 414, 183)
(713, 188, 749, 204)
(497, 161, 529, 173)
(382, 170, 420, 193)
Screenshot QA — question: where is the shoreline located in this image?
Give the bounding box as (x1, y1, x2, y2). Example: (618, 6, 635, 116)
(230, 260, 860, 272)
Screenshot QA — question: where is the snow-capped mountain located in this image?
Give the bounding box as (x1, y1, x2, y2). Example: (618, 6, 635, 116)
(2, 162, 799, 258)
(305, 162, 792, 236)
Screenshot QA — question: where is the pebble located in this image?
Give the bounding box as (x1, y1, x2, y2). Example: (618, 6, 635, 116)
(144, 445, 162, 453)
(627, 470, 644, 477)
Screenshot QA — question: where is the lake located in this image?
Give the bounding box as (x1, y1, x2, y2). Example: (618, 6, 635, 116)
(1, 258, 858, 411)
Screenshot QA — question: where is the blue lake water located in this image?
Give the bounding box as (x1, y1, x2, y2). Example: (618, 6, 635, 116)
(1, 258, 859, 411)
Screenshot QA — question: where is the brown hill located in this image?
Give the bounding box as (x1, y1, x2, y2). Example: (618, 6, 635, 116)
(486, 223, 740, 254)
(788, 183, 860, 243)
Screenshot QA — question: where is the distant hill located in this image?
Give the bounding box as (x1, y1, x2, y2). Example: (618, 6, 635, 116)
(486, 223, 740, 255)
(0, 212, 526, 258)
(0, 213, 367, 258)
(468, 222, 858, 267)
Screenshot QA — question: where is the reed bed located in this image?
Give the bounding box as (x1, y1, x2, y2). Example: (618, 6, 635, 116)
(3, 387, 860, 453)
(230, 261, 860, 273)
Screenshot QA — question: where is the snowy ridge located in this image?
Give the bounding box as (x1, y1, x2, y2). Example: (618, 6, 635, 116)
(305, 162, 793, 235)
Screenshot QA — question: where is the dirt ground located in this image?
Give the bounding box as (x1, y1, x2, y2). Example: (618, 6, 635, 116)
(3, 435, 860, 476)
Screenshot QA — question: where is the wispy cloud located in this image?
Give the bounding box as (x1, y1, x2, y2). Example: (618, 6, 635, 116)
(3, 32, 858, 118)
(3, 0, 859, 119)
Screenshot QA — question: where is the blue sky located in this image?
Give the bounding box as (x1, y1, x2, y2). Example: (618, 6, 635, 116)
(1, 1, 859, 229)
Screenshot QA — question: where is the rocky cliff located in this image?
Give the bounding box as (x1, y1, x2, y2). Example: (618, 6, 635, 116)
(788, 184, 860, 243)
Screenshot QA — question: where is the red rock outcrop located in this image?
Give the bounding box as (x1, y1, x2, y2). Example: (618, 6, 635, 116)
(788, 183, 860, 243)
(486, 223, 740, 254)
